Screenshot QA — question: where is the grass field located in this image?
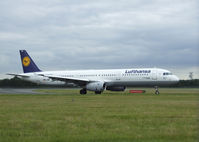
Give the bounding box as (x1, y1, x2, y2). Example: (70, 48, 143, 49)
(0, 88, 198, 142)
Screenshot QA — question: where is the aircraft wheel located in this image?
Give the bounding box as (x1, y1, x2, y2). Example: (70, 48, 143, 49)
(95, 91, 101, 94)
(80, 89, 87, 95)
(155, 90, 160, 95)
(154, 86, 160, 95)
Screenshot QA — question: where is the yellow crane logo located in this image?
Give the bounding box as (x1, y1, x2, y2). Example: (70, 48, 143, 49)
(23, 56, 30, 67)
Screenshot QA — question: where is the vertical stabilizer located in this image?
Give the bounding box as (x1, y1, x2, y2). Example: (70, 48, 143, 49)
(19, 50, 41, 73)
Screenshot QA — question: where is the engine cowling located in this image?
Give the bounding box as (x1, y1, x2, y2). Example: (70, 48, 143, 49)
(86, 81, 105, 92)
(106, 86, 126, 91)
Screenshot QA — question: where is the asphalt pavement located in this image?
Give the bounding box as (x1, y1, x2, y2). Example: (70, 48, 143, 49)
(0, 88, 40, 94)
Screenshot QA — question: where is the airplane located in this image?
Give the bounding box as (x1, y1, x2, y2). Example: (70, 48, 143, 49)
(8, 50, 179, 95)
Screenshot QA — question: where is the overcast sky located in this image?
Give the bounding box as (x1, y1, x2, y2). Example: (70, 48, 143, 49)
(0, 0, 199, 79)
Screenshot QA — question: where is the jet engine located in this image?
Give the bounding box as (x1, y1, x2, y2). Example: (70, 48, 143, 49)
(86, 81, 105, 92)
(106, 86, 126, 91)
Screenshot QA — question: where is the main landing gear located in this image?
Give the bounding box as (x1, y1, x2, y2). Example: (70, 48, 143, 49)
(80, 89, 102, 95)
(80, 88, 87, 95)
(154, 86, 160, 95)
(95, 91, 102, 94)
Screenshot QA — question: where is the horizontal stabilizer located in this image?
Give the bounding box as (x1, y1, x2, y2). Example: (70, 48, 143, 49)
(7, 73, 30, 78)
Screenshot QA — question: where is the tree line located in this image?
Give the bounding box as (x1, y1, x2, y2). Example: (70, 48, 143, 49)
(0, 77, 199, 88)
(174, 79, 199, 87)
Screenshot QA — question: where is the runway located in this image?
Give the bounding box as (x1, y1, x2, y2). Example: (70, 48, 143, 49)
(0, 88, 40, 94)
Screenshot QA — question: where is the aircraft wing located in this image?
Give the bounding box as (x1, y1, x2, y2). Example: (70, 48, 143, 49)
(39, 74, 90, 86)
(7, 73, 30, 78)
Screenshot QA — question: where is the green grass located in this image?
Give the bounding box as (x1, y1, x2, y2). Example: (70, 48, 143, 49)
(0, 88, 198, 142)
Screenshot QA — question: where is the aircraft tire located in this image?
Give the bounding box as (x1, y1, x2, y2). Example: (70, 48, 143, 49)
(80, 89, 87, 95)
(95, 91, 101, 94)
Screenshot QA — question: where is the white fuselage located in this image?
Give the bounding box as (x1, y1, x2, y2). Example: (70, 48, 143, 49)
(19, 68, 179, 87)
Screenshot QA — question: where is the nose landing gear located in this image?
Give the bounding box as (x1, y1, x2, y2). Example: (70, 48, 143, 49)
(154, 86, 159, 95)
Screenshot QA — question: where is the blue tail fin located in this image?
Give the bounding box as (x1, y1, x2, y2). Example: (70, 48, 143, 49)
(20, 50, 41, 73)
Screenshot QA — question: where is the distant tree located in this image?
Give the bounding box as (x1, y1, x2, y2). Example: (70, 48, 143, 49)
(0, 77, 199, 88)
(175, 79, 199, 87)
(0, 77, 38, 88)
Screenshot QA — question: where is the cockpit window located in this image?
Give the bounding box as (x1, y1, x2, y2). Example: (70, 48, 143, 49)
(163, 72, 172, 75)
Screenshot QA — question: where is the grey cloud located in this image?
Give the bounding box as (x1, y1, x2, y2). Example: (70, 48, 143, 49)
(0, 0, 199, 79)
